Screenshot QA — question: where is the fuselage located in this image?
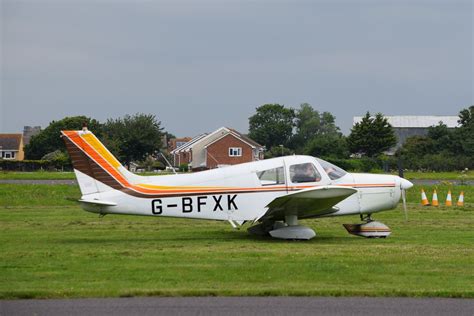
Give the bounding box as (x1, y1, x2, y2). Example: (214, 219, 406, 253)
(78, 155, 408, 222)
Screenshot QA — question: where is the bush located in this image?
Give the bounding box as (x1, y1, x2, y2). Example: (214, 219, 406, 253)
(42, 150, 70, 171)
(398, 152, 474, 172)
(264, 146, 293, 159)
(358, 157, 380, 172)
(0, 159, 72, 171)
(324, 158, 360, 171)
(323, 156, 404, 173)
(137, 157, 166, 171)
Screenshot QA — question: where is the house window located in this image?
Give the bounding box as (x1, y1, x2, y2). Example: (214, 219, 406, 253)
(229, 147, 242, 157)
(4, 152, 11, 159)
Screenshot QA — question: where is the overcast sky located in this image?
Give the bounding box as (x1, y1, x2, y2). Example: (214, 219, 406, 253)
(1, 0, 473, 136)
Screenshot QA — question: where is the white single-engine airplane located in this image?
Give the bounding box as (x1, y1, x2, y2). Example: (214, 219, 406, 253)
(61, 128, 413, 240)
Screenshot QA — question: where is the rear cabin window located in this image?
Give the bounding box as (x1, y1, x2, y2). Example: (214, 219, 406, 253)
(290, 163, 321, 183)
(257, 167, 285, 186)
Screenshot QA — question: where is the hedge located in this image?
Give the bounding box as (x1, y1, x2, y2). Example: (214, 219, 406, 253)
(0, 159, 72, 171)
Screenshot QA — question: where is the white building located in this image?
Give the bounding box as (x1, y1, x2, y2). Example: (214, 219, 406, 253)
(352, 115, 459, 154)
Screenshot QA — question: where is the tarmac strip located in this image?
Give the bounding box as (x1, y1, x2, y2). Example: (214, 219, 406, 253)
(1, 297, 473, 316)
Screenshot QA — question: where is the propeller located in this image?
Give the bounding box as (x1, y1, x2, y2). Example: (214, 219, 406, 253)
(401, 188, 408, 221)
(399, 178, 413, 221)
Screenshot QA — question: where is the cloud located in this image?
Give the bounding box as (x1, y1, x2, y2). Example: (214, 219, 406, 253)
(1, 0, 472, 135)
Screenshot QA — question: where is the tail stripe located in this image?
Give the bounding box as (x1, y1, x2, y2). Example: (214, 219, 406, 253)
(65, 131, 131, 188)
(64, 132, 288, 197)
(63, 131, 396, 198)
(81, 133, 121, 168)
(63, 134, 124, 191)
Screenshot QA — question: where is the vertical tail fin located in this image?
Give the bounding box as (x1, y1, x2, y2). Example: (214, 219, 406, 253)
(61, 129, 141, 196)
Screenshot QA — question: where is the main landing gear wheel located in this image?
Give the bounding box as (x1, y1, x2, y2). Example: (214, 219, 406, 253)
(248, 215, 316, 240)
(343, 213, 392, 238)
(269, 215, 316, 240)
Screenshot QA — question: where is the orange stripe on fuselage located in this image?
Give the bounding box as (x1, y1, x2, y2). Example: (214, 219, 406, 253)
(64, 131, 396, 196)
(65, 131, 275, 195)
(339, 183, 396, 188)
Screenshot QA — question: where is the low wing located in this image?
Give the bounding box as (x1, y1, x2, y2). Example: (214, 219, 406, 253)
(260, 186, 357, 221)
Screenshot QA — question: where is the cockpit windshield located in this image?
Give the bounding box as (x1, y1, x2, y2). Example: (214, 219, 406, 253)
(315, 158, 347, 180)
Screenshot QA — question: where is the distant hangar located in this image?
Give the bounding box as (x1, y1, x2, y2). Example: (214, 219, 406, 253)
(353, 115, 460, 153)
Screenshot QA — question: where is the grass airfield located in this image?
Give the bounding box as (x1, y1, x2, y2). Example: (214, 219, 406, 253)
(0, 183, 473, 299)
(1, 170, 474, 180)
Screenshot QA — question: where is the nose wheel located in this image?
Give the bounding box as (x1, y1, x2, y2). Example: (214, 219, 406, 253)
(344, 213, 392, 238)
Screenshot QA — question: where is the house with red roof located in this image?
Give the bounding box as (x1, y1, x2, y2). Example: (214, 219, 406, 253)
(171, 127, 265, 171)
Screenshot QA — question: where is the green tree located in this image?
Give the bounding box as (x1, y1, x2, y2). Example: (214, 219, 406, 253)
(24, 116, 102, 159)
(248, 104, 295, 149)
(399, 135, 434, 157)
(304, 134, 349, 158)
(293, 103, 321, 148)
(292, 103, 342, 153)
(319, 111, 340, 135)
(455, 105, 474, 156)
(264, 145, 293, 159)
(396, 135, 434, 170)
(426, 123, 462, 154)
(396, 106, 474, 171)
(458, 105, 474, 126)
(347, 112, 396, 157)
(102, 113, 163, 167)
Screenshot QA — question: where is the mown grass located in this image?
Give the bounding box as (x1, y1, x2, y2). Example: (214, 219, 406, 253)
(0, 183, 473, 299)
(0, 184, 80, 207)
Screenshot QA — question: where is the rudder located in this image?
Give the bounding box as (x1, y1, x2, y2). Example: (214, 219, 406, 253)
(61, 129, 139, 196)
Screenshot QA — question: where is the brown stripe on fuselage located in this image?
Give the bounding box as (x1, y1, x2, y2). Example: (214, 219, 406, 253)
(63, 135, 291, 198)
(63, 133, 392, 199)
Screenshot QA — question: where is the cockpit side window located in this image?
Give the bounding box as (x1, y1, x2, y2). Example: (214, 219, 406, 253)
(290, 163, 321, 183)
(257, 167, 285, 186)
(315, 158, 347, 180)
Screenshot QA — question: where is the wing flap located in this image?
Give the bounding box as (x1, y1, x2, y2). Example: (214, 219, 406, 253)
(261, 185, 357, 221)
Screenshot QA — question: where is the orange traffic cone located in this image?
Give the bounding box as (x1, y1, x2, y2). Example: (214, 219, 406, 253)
(432, 190, 439, 207)
(457, 191, 464, 207)
(446, 190, 452, 207)
(421, 189, 430, 206)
